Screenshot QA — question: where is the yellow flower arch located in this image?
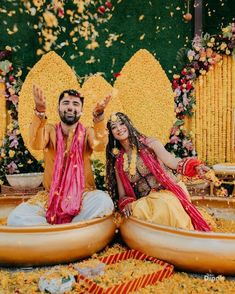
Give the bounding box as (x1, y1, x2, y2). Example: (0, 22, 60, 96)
(114, 49, 175, 145)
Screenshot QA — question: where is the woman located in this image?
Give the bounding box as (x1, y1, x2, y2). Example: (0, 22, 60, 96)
(106, 112, 212, 232)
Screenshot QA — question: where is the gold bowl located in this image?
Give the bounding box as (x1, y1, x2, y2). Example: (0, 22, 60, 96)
(0, 196, 116, 266)
(120, 197, 235, 275)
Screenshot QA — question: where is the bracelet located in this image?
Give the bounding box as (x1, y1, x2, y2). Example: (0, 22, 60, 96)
(34, 108, 46, 119)
(118, 196, 136, 212)
(93, 110, 104, 118)
(177, 157, 202, 177)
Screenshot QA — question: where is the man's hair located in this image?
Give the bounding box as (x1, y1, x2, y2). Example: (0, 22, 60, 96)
(58, 89, 84, 106)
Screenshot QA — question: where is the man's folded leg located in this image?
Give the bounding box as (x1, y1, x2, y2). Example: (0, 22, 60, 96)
(7, 202, 48, 226)
(72, 190, 114, 222)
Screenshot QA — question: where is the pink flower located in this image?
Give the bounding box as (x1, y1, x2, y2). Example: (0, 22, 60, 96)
(8, 94, 18, 105)
(182, 94, 190, 106)
(9, 139, 19, 148)
(7, 161, 18, 174)
(175, 103, 184, 113)
(170, 135, 180, 144)
(182, 139, 194, 151)
(174, 88, 181, 97)
(192, 35, 202, 49)
(170, 126, 179, 135)
(187, 50, 195, 61)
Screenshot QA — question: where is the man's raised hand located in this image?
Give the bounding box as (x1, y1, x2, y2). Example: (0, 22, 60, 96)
(93, 94, 112, 116)
(33, 85, 46, 113)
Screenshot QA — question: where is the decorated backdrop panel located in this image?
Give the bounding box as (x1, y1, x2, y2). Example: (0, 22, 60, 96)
(187, 56, 235, 164)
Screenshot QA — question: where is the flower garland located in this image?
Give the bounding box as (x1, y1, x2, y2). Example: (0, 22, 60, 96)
(123, 147, 137, 176)
(166, 23, 235, 159)
(0, 48, 43, 185)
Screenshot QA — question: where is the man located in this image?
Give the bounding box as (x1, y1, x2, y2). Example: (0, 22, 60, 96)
(7, 86, 114, 226)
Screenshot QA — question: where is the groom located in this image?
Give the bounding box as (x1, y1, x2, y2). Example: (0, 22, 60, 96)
(7, 86, 114, 226)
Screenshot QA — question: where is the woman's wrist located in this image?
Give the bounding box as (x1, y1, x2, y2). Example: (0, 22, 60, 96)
(118, 196, 136, 212)
(177, 157, 202, 177)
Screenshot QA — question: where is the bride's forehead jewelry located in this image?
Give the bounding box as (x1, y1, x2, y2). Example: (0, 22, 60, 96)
(110, 113, 118, 122)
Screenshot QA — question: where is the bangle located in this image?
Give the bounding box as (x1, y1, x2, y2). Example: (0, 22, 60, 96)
(93, 110, 104, 118)
(177, 157, 202, 177)
(34, 108, 46, 119)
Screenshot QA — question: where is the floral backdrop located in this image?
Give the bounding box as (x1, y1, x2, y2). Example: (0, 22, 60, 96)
(0, 50, 43, 185)
(166, 23, 235, 159)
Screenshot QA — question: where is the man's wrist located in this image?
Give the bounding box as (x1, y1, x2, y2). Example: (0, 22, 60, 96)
(93, 110, 104, 122)
(34, 108, 46, 119)
(93, 110, 104, 118)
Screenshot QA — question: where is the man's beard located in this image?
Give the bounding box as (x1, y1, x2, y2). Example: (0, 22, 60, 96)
(59, 111, 81, 126)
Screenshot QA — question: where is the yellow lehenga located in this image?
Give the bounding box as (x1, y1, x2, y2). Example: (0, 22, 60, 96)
(127, 156, 194, 230)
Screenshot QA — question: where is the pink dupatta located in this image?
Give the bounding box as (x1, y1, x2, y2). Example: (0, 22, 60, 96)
(46, 123, 85, 224)
(116, 148, 211, 232)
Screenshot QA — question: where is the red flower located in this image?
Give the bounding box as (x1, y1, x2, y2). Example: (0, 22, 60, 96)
(98, 6, 106, 15)
(105, 1, 112, 9)
(58, 8, 64, 17)
(181, 68, 187, 75)
(113, 72, 121, 78)
(186, 82, 193, 90)
(9, 75, 15, 82)
(172, 80, 179, 89)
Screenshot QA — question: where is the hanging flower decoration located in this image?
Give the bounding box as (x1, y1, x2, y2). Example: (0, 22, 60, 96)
(166, 23, 235, 158)
(0, 48, 43, 184)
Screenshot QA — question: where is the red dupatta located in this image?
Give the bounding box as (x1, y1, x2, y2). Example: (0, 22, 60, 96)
(46, 123, 85, 224)
(116, 148, 211, 232)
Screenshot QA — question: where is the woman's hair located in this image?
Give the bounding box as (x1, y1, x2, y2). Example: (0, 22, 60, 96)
(106, 112, 146, 202)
